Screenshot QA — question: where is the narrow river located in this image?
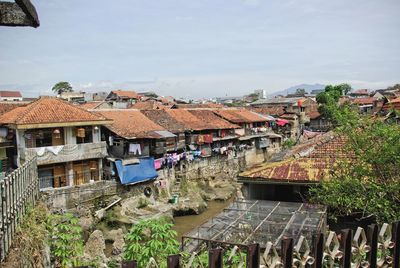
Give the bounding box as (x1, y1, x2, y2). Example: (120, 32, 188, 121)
(172, 197, 234, 240)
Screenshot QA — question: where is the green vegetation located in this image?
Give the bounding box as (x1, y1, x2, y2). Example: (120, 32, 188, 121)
(295, 88, 306, 95)
(282, 138, 297, 149)
(124, 218, 179, 267)
(47, 212, 85, 267)
(13, 204, 49, 267)
(316, 83, 352, 122)
(310, 104, 400, 223)
(52, 81, 73, 95)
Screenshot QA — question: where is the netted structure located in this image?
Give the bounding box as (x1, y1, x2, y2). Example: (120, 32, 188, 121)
(182, 199, 326, 252)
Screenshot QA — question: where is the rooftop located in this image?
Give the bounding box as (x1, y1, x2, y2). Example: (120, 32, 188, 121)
(187, 110, 240, 130)
(0, 97, 111, 129)
(240, 134, 349, 183)
(109, 90, 139, 99)
(213, 109, 267, 123)
(251, 97, 304, 106)
(351, 97, 377, 105)
(131, 100, 171, 110)
(0, 91, 22, 98)
(165, 109, 209, 131)
(141, 109, 186, 133)
(95, 109, 166, 139)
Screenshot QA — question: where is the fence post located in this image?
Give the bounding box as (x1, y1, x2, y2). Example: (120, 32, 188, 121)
(121, 260, 137, 268)
(341, 229, 353, 268)
(209, 248, 223, 268)
(281, 238, 293, 268)
(313, 233, 324, 268)
(393, 221, 400, 268)
(167, 254, 181, 268)
(247, 243, 260, 268)
(367, 224, 378, 268)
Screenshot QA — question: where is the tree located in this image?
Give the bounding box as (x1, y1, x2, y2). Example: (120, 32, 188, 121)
(295, 88, 306, 95)
(309, 106, 400, 223)
(316, 83, 353, 121)
(387, 83, 400, 91)
(52, 81, 73, 95)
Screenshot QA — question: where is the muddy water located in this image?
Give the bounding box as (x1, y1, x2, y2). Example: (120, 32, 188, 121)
(172, 197, 234, 240)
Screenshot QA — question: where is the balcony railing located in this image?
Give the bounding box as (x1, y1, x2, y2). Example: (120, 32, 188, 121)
(21, 141, 107, 165)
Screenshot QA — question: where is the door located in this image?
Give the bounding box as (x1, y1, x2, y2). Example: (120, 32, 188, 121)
(53, 165, 66, 188)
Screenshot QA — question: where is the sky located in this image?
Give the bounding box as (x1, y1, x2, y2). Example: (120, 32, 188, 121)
(0, 0, 399, 99)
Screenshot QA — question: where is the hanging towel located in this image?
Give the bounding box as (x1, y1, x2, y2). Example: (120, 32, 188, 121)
(47, 146, 64, 155)
(129, 143, 141, 155)
(203, 134, 213, 143)
(36, 147, 46, 156)
(154, 158, 163, 170)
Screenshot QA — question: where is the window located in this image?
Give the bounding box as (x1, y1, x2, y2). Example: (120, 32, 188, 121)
(24, 128, 64, 148)
(76, 126, 93, 144)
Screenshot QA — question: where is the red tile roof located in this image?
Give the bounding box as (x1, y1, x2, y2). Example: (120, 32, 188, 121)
(188, 110, 239, 130)
(141, 110, 186, 133)
(306, 111, 321, 119)
(96, 110, 165, 139)
(111, 90, 138, 99)
(351, 97, 377, 105)
(213, 109, 267, 123)
(174, 103, 224, 109)
(0, 97, 111, 128)
(246, 106, 285, 116)
(0, 91, 22, 98)
(0, 102, 26, 116)
(240, 134, 349, 183)
(79, 101, 105, 109)
(131, 100, 171, 110)
(166, 109, 238, 131)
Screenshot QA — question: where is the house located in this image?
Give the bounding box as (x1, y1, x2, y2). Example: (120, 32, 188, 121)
(350, 97, 378, 114)
(140, 109, 186, 153)
(59, 91, 85, 103)
(305, 111, 330, 131)
(105, 90, 139, 108)
(79, 101, 113, 110)
(0, 91, 23, 101)
(95, 110, 176, 183)
(0, 97, 111, 189)
(250, 97, 318, 115)
(131, 100, 172, 110)
(239, 133, 348, 202)
(348, 89, 369, 98)
(165, 109, 239, 157)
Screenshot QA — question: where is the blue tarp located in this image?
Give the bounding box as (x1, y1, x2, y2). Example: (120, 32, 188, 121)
(115, 157, 158, 185)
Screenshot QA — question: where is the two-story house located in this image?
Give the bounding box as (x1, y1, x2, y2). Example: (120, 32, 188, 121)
(0, 97, 111, 189)
(95, 109, 174, 184)
(105, 90, 139, 108)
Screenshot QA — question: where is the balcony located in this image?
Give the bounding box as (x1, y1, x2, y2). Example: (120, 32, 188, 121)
(21, 141, 107, 165)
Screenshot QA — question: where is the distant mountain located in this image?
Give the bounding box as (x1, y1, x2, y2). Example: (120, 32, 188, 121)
(269, 83, 325, 97)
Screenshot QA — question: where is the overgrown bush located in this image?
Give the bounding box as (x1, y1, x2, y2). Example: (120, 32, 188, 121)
(124, 218, 179, 267)
(12, 204, 49, 268)
(282, 138, 296, 149)
(47, 212, 85, 267)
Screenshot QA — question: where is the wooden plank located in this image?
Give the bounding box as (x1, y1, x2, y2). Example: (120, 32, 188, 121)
(393, 222, 400, 268)
(281, 238, 293, 268)
(121, 260, 137, 268)
(247, 243, 260, 268)
(341, 229, 353, 268)
(367, 224, 378, 268)
(313, 233, 324, 268)
(209, 248, 223, 268)
(167, 254, 181, 268)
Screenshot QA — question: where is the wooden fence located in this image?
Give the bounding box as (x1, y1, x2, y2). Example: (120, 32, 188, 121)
(116, 221, 400, 268)
(0, 157, 39, 261)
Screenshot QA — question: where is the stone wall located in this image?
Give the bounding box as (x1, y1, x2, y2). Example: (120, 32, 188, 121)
(42, 147, 264, 210)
